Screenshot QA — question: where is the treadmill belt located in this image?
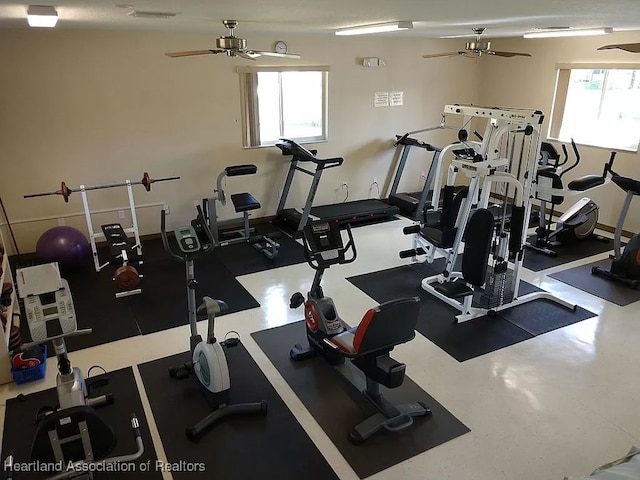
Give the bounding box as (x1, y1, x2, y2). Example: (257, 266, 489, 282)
(310, 199, 399, 226)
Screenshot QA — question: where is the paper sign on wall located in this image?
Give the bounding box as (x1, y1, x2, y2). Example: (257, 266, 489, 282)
(374, 92, 389, 107)
(390, 91, 404, 106)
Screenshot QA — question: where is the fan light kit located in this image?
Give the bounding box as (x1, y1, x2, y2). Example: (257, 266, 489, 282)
(335, 21, 413, 36)
(424, 28, 531, 59)
(27, 5, 58, 28)
(165, 20, 301, 60)
(523, 27, 613, 39)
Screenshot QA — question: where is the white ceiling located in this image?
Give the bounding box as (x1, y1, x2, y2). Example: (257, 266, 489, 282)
(0, 0, 639, 38)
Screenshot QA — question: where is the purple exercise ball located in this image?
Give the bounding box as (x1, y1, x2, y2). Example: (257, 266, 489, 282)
(36, 226, 91, 274)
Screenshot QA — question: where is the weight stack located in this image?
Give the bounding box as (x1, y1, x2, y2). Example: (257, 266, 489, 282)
(478, 265, 514, 310)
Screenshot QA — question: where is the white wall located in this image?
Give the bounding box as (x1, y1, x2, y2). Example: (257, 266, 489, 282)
(479, 31, 640, 233)
(0, 29, 478, 253)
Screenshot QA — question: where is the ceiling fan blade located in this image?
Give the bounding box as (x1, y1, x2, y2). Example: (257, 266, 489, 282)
(422, 52, 464, 59)
(253, 51, 302, 59)
(165, 49, 222, 58)
(598, 43, 640, 53)
(237, 51, 259, 61)
(489, 50, 532, 58)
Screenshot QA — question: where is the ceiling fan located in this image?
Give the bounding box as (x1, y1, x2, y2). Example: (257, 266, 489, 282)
(598, 43, 640, 53)
(165, 20, 301, 60)
(423, 28, 531, 59)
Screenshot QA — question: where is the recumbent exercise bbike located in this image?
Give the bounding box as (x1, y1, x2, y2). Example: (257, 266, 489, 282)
(290, 220, 431, 445)
(161, 206, 267, 441)
(12, 263, 144, 479)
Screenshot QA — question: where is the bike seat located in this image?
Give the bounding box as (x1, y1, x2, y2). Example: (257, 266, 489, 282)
(612, 176, 640, 196)
(568, 175, 605, 192)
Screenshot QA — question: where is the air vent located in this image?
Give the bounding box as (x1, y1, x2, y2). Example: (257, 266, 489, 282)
(127, 10, 179, 19)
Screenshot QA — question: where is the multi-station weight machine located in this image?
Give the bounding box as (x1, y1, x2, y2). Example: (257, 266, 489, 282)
(25, 172, 179, 298)
(405, 104, 577, 323)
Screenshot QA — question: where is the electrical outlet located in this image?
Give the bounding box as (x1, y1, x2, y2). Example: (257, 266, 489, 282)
(193, 200, 200, 209)
(118, 210, 125, 219)
(372, 177, 378, 185)
(162, 204, 170, 214)
(342, 182, 348, 189)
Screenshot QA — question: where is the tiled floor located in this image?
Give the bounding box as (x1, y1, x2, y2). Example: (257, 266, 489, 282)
(1, 216, 638, 480)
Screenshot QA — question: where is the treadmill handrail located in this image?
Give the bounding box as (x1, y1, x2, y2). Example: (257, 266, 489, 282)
(276, 138, 344, 170)
(393, 134, 438, 151)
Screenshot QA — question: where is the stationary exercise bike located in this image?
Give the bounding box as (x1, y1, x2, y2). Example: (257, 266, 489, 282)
(290, 220, 430, 444)
(591, 153, 640, 289)
(161, 206, 267, 441)
(527, 140, 608, 257)
(14, 262, 144, 479)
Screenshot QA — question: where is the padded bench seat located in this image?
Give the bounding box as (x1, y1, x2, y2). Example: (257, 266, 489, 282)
(432, 280, 474, 300)
(568, 174, 605, 192)
(230, 192, 261, 213)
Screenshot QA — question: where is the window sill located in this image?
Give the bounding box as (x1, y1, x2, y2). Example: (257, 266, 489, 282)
(242, 139, 329, 150)
(547, 137, 639, 154)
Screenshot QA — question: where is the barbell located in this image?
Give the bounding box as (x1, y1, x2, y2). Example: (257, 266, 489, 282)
(24, 172, 180, 203)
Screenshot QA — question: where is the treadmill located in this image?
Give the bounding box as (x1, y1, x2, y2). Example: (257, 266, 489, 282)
(273, 139, 400, 237)
(387, 134, 443, 220)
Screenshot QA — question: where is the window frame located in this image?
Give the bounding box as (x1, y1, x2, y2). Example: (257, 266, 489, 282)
(237, 65, 330, 148)
(549, 62, 640, 153)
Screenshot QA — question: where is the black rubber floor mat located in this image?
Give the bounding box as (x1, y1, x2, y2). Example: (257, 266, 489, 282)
(138, 343, 340, 480)
(1, 367, 162, 479)
(212, 223, 307, 277)
(127, 244, 259, 334)
(523, 234, 612, 272)
(348, 261, 596, 361)
(549, 259, 640, 306)
(252, 322, 470, 479)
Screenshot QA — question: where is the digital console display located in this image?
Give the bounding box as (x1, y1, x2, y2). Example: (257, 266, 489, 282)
(42, 306, 59, 316)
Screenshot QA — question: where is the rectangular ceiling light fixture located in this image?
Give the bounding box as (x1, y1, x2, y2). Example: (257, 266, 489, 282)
(335, 21, 413, 36)
(523, 27, 613, 39)
(27, 5, 58, 27)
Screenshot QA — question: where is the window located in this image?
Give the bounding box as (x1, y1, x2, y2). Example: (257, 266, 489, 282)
(549, 65, 640, 152)
(238, 66, 329, 147)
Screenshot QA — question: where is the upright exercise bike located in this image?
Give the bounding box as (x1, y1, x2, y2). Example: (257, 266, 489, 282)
(290, 220, 430, 444)
(161, 206, 267, 441)
(591, 153, 640, 289)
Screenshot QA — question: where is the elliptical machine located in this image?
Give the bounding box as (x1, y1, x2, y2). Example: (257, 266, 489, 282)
(290, 220, 430, 445)
(161, 206, 267, 441)
(14, 262, 144, 479)
(591, 153, 640, 289)
(527, 140, 608, 257)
